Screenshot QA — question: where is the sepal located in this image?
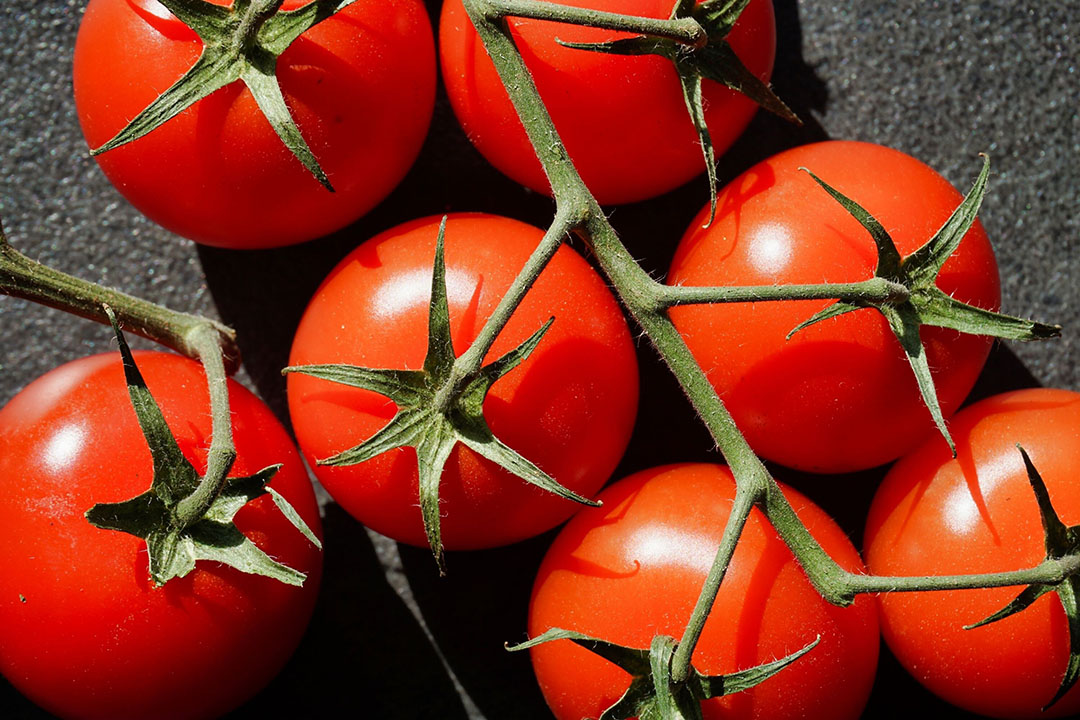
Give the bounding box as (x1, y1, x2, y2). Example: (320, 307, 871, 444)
(786, 300, 862, 339)
(880, 303, 955, 455)
(156, 0, 231, 41)
(794, 157, 1059, 453)
(800, 168, 901, 279)
(281, 364, 428, 404)
(259, 0, 358, 53)
(904, 154, 990, 284)
(558, 0, 797, 221)
(240, 64, 333, 190)
(508, 628, 818, 720)
(92, 0, 357, 189)
(85, 310, 318, 587)
(691, 0, 752, 31)
(963, 446, 1080, 709)
(913, 287, 1061, 341)
(284, 219, 596, 572)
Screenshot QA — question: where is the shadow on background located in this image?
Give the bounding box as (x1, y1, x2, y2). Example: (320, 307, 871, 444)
(227, 505, 470, 720)
(397, 535, 554, 720)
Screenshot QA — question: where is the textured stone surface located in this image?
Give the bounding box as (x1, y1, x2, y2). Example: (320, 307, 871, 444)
(0, 0, 1076, 718)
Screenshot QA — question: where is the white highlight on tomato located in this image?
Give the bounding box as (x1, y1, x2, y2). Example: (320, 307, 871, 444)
(941, 448, 1021, 536)
(42, 423, 86, 474)
(747, 222, 793, 276)
(626, 523, 716, 575)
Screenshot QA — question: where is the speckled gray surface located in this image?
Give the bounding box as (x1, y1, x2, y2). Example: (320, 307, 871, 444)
(0, 1, 1077, 718)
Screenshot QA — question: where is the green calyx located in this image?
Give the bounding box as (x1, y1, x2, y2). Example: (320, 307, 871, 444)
(964, 446, 1080, 711)
(790, 155, 1061, 455)
(284, 218, 598, 575)
(91, 0, 359, 191)
(85, 309, 321, 587)
(508, 628, 818, 719)
(559, 0, 799, 224)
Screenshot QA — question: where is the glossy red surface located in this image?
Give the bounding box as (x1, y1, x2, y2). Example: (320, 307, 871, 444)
(667, 141, 1001, 472)
(440, 0, 776, 204)
(529, 463, 879, 719)
(0, 352, 322, 720)
(287, 213, 639, 549)
(866, 388, 1080, 718)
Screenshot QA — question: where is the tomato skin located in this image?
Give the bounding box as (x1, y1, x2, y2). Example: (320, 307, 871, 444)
(528, 463, 879, 720)
(865, 388, 1080, 719)
(439, 0, 775, 205)
(666, 140, 1001, 473)
(0, 352, 323, 720)
(287, 213, 639, 549)
(73, 0, 436, 249)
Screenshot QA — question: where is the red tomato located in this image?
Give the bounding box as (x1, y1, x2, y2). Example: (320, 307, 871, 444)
(865, 388, 1080, 718)
(287, 213, 639, 549)
(666, 140, 1001, 472)
(439, 0, 775, 205)
(528, 463, 879, 719)
(73, 0, 435, 249)
(0, 352, 322, 720)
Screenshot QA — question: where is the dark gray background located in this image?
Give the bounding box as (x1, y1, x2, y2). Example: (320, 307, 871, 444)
(1, 0, 1077, 718)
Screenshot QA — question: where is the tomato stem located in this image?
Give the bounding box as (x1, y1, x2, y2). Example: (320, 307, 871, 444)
(235, 0, 286, 52)
(842, 555, 1080, 596)
(671, 482, 756, 683)
(654, 276, 911, 308)
(174, 324, 238, 526)
(93, 0, 346, 191)
(462, 0, 834, 664)
(464, 0, 832, 642)
(463, 0, 1074, 706)
(0, 220, 302, 581)
(451, 203, 583, 380)
(476, 0, 708, 47)
(0, 222, 239, 372)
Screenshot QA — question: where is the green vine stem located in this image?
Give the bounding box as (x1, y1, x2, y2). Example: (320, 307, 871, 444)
(0, 222, 238, 371)
(0, 220, 244, 555)
(175, 323, 238, 526)
(461, 0, 850, 678)
(670, 483, 754, 682)
(843, 556, 1080, 595)
(655, 276, 909, 308)
(460, 0, 1066, 694)
(485, 0, 706, 46)
(451, 203, 582, 380)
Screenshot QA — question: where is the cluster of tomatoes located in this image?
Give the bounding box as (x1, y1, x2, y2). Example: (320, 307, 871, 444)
(0, 0, 1075, 719)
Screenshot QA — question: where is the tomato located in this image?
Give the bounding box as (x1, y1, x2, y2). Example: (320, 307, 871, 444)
(287, 213, 638, 550)
(865, 388, 1080, 718)
(73, 0, 435, 249)
(527, 463, 879, 719)
(439, 0, 775, 205)
(666, 140, 1001, 473)
(0, 352, 323, 720)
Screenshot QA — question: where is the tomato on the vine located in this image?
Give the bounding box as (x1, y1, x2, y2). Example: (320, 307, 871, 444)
(865, 388, 1080, 719)
(286, 213, 639, 550)
(527, 463, 879, 719)
(0, 352, 323, 720)
(439, 0, 776, 205)
(73, 0, 436, 249)
(666, 140, 1001, 473)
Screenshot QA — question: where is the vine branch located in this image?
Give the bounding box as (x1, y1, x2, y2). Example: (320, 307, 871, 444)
(478, 0, 707, 47)
(0, 221, 239, 372)
(458, 0, 1068, 709)
(655, 276, 910, 308)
